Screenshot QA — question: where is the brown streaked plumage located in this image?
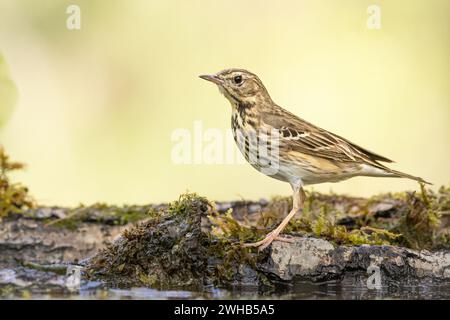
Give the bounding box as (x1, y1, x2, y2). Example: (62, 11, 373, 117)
(200, 68, 430, 250)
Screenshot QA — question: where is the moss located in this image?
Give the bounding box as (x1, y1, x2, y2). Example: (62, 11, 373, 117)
(207, 208, 272, 286)
(21, 261, 68, 275)
(208, 209, 265, 243)
(0, 285, 15, 298)
(86, 193, 272, 289)
(46, 203, 157, 229)
(21, 290, 32, 299)
(46, 193, 211, 230)
(211, 185, 447, 249)
(85, 193, 213, 289)
(394, 184, 446, 250)
(248, 191, 400, 247)
(49, 216, 80, 231)
(0, 145, 34, 220)
(166, 193, 210, 217)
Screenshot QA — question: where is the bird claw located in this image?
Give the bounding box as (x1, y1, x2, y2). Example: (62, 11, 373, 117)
(242, 232, 294, 251)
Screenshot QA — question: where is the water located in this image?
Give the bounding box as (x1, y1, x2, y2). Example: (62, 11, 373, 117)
(6, 281, 449, 300)
(2, 266, 448, 300)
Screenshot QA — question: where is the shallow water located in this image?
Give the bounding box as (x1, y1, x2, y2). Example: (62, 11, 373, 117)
(8, 281, 450, 300)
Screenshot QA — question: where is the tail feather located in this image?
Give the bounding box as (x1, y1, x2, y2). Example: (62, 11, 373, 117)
(385, 168, 432, 185)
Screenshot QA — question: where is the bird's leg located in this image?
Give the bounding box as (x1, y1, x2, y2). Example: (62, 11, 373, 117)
(243, 186, 305, 251)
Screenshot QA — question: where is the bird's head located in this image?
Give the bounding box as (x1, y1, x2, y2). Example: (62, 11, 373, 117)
(199, 68, 272, 106)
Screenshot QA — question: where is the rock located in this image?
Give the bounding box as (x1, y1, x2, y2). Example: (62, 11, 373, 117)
(0, 267, 72, 295)
(0, 217, 125, 268)
(263, 237, 335, 281)
(261, 236, 450, 286)
(32, 207, 67, 219)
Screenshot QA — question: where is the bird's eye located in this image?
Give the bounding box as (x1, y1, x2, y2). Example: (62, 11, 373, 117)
(233, 75, 243, 84)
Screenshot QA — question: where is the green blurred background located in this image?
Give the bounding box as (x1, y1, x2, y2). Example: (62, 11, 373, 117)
(0, 0, 449, 206)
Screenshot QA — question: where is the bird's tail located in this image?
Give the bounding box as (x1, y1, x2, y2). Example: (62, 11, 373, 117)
(386, 168, 432, 185)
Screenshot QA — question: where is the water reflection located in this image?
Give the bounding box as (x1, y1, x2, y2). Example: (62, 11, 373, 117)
(13, 280, 449, 300)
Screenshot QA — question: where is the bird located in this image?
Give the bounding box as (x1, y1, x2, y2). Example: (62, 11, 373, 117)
(199, 68, 430, 251)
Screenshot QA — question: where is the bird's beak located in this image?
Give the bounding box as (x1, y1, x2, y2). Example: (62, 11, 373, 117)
(199, 74, 223, 85)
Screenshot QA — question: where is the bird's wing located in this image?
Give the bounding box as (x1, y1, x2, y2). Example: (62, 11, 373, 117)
(261, 106, 393, 166)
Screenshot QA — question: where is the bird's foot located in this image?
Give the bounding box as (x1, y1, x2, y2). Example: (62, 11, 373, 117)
(242, 232, 294, 251)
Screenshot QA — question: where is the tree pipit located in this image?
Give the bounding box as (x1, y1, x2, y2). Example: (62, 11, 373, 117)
(200, 68, 430, 251)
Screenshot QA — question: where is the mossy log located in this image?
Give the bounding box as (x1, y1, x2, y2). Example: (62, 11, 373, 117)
(83, 193, 449, 289)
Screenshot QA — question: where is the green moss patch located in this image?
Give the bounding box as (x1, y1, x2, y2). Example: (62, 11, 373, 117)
(0, 146, 34, 220)
(85, 194, 271, 289)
